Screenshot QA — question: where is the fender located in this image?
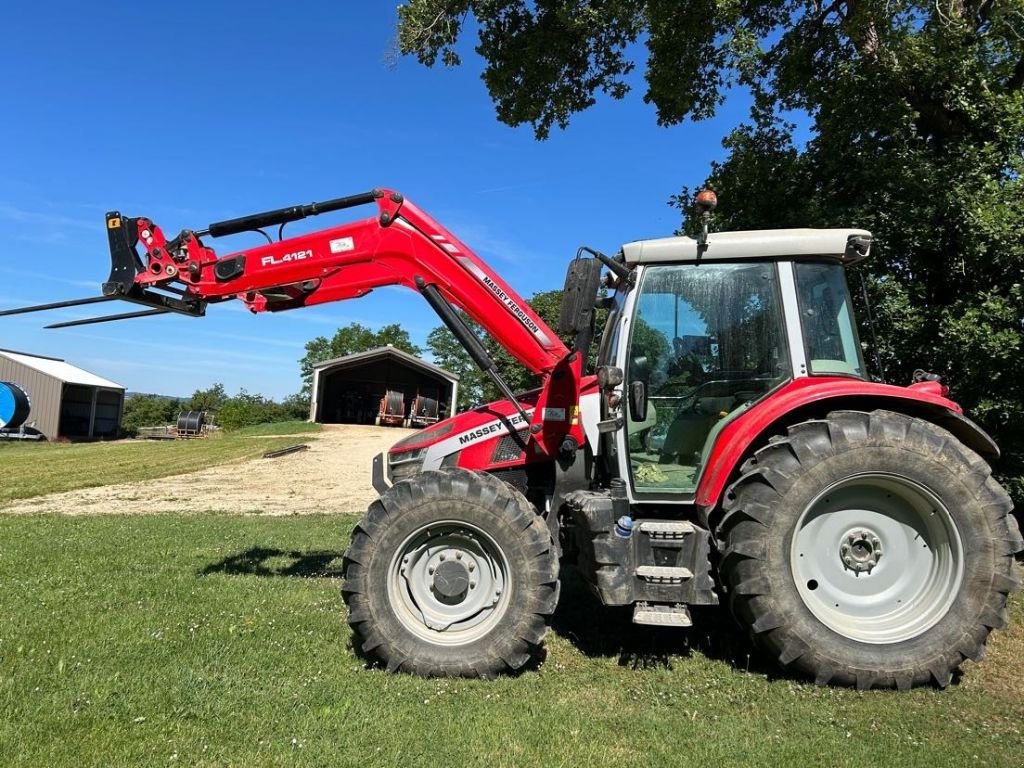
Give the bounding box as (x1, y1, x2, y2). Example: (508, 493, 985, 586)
(695, 376, 999, 509)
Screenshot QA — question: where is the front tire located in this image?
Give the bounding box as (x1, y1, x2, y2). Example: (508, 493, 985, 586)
(718, 410, 1022, 689)
(342, 469, 559, 677)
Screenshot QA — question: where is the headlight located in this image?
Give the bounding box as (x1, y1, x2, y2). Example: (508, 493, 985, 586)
(388, 448, 425, 482)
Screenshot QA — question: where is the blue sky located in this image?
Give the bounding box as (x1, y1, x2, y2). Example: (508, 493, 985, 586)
(0, 2, 754, 399)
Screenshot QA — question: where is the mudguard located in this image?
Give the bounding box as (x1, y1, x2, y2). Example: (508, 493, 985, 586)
(694, 377, 999, 509)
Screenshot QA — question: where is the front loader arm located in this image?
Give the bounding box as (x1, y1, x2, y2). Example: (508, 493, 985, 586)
(132, 189, 567, 377)
(1, 188, 587, 456)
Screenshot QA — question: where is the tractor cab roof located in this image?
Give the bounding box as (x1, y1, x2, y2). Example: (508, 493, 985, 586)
(622, 228, 872, 266)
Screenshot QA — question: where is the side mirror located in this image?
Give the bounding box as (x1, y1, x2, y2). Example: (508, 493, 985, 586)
(558, 258, 603, 335)
(629, 381, 647, 422)
(596, 365, 624, 391)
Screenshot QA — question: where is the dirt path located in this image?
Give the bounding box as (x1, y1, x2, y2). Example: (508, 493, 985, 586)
(1, 425, 413, 516)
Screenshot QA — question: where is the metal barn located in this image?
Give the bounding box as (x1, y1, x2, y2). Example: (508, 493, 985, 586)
(310, 347, 458, 426)
(0, 348, 126, 440)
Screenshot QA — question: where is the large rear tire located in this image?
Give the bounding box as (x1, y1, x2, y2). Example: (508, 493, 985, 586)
(342, 468, 559, 677)
(718, 410, 1022, 689)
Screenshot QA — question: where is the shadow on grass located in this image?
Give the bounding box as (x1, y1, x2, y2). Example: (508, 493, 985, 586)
(200, 547, 344, 579)
(201, 547, 778, 678)
(552, 564, 780, 677)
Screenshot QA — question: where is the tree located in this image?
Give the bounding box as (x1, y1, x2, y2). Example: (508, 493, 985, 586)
(484, 288, 567, 396)
(121, 394, 180, 435)
(426, 323, 487, 408)
(298, 322, 423, 394)
(398, 1, 1024, 503)
(281, 392, 311, 420)
(427, 288, 597, 408)
(216, 389, 289, 429)
(184, 383, 229, 413)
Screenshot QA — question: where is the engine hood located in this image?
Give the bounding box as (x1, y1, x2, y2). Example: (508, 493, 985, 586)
(389, 390, 539, 465)
(385, 374, 599, 476)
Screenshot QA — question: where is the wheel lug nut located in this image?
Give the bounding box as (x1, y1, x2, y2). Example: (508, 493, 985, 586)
(439, 554, 446, 561)
(495, 589, 501, 596)
(428, 567, 434, 575)
(468, 563, 475, 572)
(455, 552, 462, 560)
(469, 582, 476, 589)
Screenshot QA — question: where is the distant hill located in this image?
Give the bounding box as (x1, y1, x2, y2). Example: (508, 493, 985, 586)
(125, 392, 187, 401)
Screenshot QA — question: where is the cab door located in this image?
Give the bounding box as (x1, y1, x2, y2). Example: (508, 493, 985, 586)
(614, 262, 792, 498)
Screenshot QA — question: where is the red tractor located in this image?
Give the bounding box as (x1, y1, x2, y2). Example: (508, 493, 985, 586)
(7, 188, 1019, 689)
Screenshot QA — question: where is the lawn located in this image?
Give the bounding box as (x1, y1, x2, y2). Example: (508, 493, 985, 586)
(229, 421, 323, 437)
(0, 514, 1020, 768)
(0, 423, 320, 505)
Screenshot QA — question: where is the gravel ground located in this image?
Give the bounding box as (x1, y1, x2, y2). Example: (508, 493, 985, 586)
(0, 425, 412, 516)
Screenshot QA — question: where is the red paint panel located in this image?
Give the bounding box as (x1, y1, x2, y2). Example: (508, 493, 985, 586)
(694, 377, 964, 508)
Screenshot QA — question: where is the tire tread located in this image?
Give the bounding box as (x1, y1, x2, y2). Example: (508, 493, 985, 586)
(342, 468, 558, 678)
(717, 409, 1021, 689)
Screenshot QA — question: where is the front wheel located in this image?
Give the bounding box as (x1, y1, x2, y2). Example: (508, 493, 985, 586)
(342, 469, 559, 677)
(718, 410, 1022, 689)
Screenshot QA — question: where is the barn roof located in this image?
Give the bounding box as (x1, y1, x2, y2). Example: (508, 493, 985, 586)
(0, 348, 124, 390)
(312, 346, 459, 384)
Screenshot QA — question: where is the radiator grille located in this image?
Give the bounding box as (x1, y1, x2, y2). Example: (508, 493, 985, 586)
(491, 429, 529, 463)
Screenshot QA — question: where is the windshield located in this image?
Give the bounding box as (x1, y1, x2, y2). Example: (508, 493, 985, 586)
(625, 262, 790, 494)
(794, 263, 866, 378)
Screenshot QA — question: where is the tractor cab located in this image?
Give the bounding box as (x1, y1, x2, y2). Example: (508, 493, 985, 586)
(598, 229, 872, 498)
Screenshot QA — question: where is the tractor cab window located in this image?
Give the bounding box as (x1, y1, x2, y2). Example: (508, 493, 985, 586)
(794, 263, 866, 378)
(626, 263, 790, 493)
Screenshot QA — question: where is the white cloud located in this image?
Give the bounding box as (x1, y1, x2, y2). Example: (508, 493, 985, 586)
(0, 203, 96, 232)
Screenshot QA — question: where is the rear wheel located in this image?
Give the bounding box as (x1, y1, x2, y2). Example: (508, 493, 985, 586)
(718, 410, 1022, 689)
(342, 468, 559, 677)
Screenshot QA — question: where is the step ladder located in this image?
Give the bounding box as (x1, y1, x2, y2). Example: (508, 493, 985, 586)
(632, 602, 693, 627)
(637, 520, 694, 541)
(634, 565, 694, 584)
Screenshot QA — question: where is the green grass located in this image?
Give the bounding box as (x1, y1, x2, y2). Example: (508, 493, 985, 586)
(0, 514, 1020, 767)
(0, 433, 313, 505)
(230, 421, 322, 437)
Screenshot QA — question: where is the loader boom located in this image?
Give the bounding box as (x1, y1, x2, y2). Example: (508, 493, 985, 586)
(132, 189, 568, 375)
(2, 188, 585, 455)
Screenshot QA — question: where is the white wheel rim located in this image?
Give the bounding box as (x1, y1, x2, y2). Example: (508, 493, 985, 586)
(387, 520, 511, 646)
(790, 473, 963, 644)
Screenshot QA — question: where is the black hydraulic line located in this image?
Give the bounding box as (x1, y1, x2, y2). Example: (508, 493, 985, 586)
(417, 278, 530, 423)
(859, 273, 886, 384)
(0, 294, 117, 317)
(44, 308, 170, 329)
(579, 246, 630, 281)
(204, 190, 380, 239)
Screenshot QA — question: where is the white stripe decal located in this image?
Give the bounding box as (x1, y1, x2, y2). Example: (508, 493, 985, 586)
(422, 410, 534, 470)
(456, 258, 556, 348)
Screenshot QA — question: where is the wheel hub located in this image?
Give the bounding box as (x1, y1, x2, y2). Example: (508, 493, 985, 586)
(433, 559, 471, 598)
(388, 521, 510, 645)
(839, 529, 883, 574)
(791, 473, 963, 644)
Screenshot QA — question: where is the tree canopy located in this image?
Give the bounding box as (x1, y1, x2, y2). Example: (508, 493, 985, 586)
(426, 288, 567, 408)
(399, 1, 1024, 502)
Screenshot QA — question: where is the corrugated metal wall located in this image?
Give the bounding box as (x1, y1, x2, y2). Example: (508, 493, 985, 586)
(0, 357, 62, 438)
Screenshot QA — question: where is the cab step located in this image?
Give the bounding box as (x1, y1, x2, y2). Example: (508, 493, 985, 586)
(637, 520, 695, 540)
(632, 602, 693, 627)
(635, 565, 693, 584)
